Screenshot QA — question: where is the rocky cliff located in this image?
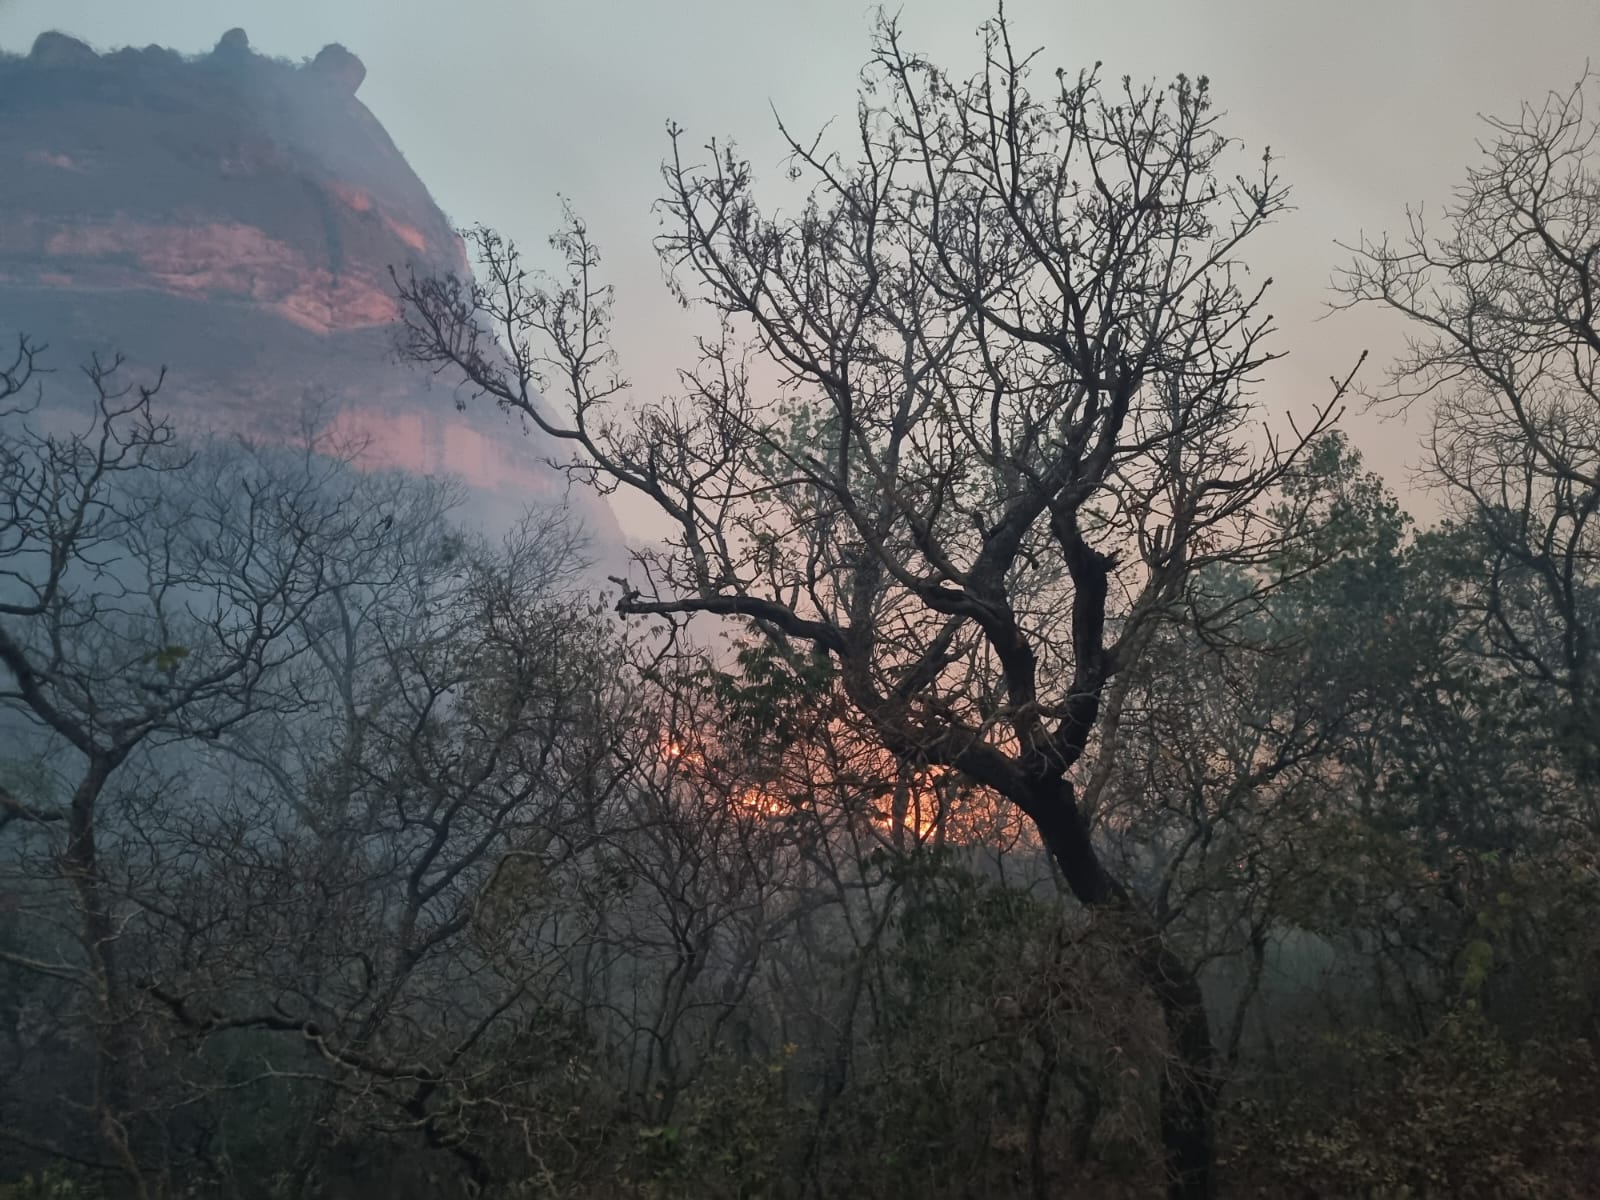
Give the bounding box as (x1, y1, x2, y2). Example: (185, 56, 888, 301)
(0, 29, 622, 546)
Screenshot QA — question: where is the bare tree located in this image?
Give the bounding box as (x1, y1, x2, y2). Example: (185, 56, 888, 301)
(397, 13, 1347, 1195)
(125, 503, 634, 1194)
(1338, 74, 1600, 786)
(0, 341, 414, 1193)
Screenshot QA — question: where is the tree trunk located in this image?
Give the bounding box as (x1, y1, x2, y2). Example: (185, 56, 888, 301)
(1027, 776, 1218, 1200)
(64, 755, 147, 1197)
(1138, 939, 1219, 1200)
(1028, 1022, 1059, 1200)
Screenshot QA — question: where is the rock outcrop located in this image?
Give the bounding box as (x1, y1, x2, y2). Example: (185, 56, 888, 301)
(28, 31, 97, 67)
(0, 30, 622, 546)
(309, 43, 366, 94)
(214, 28, 250, 57)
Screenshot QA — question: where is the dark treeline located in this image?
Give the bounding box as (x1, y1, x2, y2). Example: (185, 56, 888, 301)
(4, 11, 1599, 1199)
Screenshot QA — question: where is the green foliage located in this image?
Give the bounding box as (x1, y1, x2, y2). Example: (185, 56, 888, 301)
(616, 1047, 797, 1198)
(0, 1168, 100, 1200)
(139, 644, 190, 674)
(705, 638, 836, 754)
(1271, 431, 1410, 574)
(1230, 1010, 1599, 1197)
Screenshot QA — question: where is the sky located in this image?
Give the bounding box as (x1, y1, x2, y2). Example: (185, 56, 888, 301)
(3, 0, 1597, 532)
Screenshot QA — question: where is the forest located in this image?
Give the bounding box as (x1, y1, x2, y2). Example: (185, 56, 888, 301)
(2, 12, 1599, 1199)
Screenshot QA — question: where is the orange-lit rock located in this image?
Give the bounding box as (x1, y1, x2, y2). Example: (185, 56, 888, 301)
(330, 181, 375, 213)
(0, 31, 622, 549)
(29, 218, 399, 333)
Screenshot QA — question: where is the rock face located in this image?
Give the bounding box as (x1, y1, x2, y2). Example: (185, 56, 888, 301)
(0, 31, 622, 547)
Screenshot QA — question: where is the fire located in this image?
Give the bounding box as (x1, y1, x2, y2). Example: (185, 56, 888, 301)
(655, 727, 1024, 850)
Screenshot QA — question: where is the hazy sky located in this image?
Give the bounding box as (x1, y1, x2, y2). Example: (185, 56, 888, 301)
(4, 0, 1596, 529)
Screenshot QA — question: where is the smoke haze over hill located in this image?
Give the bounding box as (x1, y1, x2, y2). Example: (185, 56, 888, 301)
(0, 29, 625, 549)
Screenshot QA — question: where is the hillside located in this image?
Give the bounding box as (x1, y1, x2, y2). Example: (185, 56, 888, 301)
(0, 28, 623, 546)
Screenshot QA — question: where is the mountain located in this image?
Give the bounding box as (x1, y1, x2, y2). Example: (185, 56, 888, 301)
(0, 28, 623, 549)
